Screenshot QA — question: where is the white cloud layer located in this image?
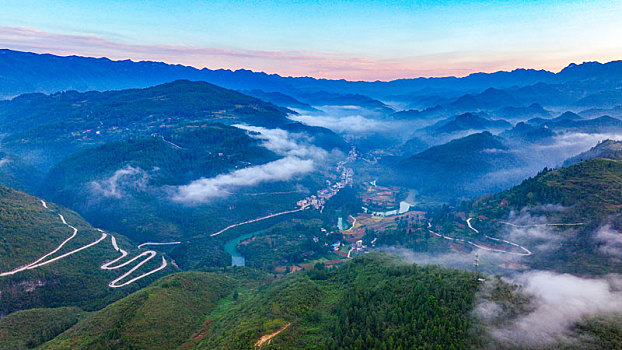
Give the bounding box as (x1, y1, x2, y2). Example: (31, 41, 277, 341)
(536, 132, 622, 165)
(90, 165, 149, 199)
(171, 125, 329, 204)
(234, 124, 327, 159)
(594, 224, 622, 257)
(288, 114, 387, 134)
(172, 156, 314, 204)
(479, 271, 622, 346)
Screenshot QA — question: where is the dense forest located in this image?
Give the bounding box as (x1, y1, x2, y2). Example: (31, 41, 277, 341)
(38, 254, 482, 349)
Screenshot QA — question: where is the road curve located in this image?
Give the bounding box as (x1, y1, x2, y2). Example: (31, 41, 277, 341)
(426, 219, 532, 256)
(210, 207, 305, 237)
(101, 237, 177, 288)
(137, 241, 181, 249)
(1, 200, 172, 288)
(344, 216, 357, 232)
(1, 202, 107, 276)
(497, 221, 584, 227)
(466, 218, 532, 256)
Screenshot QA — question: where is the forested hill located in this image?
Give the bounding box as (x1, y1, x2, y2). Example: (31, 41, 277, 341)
(459, 157, 622, 275)
(0, 80, 296, 168)
(0, 79, 291, 135)
(0, 185, 155, 316)
(476, 158, 622, 218)
(395, 131, 519, 197)
(40, 254, 482, 350)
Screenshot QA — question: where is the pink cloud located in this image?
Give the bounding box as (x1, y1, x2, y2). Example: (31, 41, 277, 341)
(0, 26, 590, 81)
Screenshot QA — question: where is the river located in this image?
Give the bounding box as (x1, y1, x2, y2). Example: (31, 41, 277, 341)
(223, 229, 267, 266)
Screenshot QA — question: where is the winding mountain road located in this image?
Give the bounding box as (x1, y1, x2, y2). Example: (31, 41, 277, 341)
(0, 201, 109, 276)
(102, 240, 180, 288)
(467, 218, 532, 256)
(101, 238, 180, 288)
(497, 221, 584, 228)
(137, 241, 181, 249)
(427, 219, 532, 256)
(1, 200, 176, 288)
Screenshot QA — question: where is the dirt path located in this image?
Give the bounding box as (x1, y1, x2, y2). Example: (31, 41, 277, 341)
(255, 322, 291, 348)
(344, 215, 357, 232)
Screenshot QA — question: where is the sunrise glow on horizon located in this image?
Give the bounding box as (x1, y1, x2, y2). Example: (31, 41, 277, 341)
(1, 0, 621, 81)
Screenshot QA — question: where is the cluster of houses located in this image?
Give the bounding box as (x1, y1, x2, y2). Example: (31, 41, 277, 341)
(297, 150, 355, 210)
(348, 239, 368, 258)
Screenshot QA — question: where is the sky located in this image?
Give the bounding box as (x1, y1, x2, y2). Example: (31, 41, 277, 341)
(1, 0, 621, 81)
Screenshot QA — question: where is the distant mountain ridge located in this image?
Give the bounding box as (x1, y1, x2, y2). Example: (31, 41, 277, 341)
(1, 48, 621, 101)
(426, 113, 511, 135)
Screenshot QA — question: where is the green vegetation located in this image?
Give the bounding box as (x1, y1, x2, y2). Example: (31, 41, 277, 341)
(236, 219, 341, 271)
(41, 124, 279, 243)
(0, 185, 161, 315)
(0, 80, 291, 168)
(0, 79, 346, 272)
(40, 272, 239, 350)
(484, 158, 622, 217)
(194, 254, 481, 350)
(0, 307, 86, 349)
(33, 254, 482, 349)
(395, 132, 519, 198)
(461, 158, 622, 275)
(563, 139, 622, 166)
(570, 316, 622, 350)
(45, 125, 276, 188)
(0, 151, 43, 192)
(367, 158, 622, 276)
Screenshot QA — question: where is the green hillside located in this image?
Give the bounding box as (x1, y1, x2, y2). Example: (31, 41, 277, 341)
(196, 254, 480, 350)
(0, 151, 43, 192)
(0, 80, 292, 169)
(369, 157, 622, 276)
(563, 139, 622, 166)
(0, 185, 169, 315)
(478, 158, 622, 218)
(40, 254, 482, 350)
(25, 253, 622, 350)
(465, 158, 622, 274)
(40, 124, 281, 243)
(0, 307, 87, 349)
(40, 271, 241, 350)
(396, 131, 519, 197)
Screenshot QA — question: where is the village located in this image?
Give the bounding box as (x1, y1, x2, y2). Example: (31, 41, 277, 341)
(296, 148, 356, 210)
